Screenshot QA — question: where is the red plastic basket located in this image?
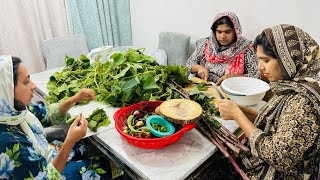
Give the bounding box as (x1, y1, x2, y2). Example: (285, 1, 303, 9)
(114, 101, 195, 149)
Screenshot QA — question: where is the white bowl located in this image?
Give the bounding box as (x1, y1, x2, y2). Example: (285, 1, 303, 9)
(221, 77, 270, 106)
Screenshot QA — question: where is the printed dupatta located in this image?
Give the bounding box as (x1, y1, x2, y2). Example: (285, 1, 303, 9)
(245, 24, 320, 179)
(205, 11, 252, 75)
(0, 55, 52, 162)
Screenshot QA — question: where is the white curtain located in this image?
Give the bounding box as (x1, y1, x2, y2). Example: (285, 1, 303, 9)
(0, 0, 71, 73)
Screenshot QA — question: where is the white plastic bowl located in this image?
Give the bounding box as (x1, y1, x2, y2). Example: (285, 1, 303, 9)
(221, 77, 270, 106)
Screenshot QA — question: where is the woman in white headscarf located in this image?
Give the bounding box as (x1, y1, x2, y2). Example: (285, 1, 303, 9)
(0, 56, 111, 179)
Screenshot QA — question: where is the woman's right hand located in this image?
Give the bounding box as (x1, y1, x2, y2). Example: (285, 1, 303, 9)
(65, 115, 88, 145)
(52, 115, 88, 173)
(216, 99, 241, 120)
(193, 65, 209, 81)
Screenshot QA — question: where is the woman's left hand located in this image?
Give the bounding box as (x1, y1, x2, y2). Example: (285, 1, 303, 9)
(216, 99, 241, 120)
(74, 88, 96, 102)
(58, 88, 96, 116)
(216, 74, 241, 85)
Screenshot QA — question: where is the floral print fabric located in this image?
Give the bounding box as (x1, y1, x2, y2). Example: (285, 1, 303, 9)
(0, 103, 111, 179)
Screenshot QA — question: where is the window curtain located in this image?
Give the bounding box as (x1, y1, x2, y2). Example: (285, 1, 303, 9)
(68, 0, 132, 50)
(0, 0, 71, 73)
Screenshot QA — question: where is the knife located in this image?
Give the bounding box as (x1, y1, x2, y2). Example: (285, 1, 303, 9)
(211, 82, 225, 99)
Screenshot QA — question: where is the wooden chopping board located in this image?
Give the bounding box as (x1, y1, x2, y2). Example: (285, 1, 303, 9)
(159, 99, 203, 125)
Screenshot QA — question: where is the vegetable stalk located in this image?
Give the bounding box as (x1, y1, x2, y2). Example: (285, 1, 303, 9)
(196, 120, 249, 180)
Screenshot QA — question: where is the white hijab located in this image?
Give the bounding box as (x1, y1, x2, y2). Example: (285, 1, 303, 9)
(0, 55, 53, 162)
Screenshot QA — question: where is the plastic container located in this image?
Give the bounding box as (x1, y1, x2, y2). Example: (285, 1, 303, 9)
(221, 77, 270, 106)
(114, 101, 195, 149)
(146, 115, 175, 137)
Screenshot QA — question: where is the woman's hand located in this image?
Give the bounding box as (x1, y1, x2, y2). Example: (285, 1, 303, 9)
(192, 65, 209, 81)
(59, 88, 96, 116)
(216, 74, 241, 85)
(52, 115, 88, 173)
(216, 99, 241, 120)
(217, 100, 258, 138)
(74, 88, 96, 102)
(65, 115, 88, 145)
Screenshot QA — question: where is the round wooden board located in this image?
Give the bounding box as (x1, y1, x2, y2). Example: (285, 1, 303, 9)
(159, 99, 203, 124)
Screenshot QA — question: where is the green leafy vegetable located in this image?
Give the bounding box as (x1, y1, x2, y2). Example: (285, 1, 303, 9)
(151, 123, 168, 132)
(46, 49, 191, 106)
(196, 82, 208, 91)
(66, 116, 77, 125)
(65, 108, 110, 132)
(87, 108, 110, 132)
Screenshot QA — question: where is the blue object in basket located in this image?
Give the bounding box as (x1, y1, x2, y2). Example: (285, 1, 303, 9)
(146, 115, 175, 138)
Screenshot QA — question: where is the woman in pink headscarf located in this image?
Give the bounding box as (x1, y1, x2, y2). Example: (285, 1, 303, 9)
(187, 11, 259, 84)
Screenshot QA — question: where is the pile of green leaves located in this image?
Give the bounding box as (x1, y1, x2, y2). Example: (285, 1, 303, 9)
(46, 48, 190, 106)
(196, 82, 208, 91)
(66, 108, 110, 132)
(187, 85, 221, 128)
(87, 108, 110, 132)
(47, 55, 91, 103)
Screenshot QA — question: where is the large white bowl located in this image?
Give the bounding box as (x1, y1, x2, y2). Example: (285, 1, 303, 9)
(221, 77, 270, 106)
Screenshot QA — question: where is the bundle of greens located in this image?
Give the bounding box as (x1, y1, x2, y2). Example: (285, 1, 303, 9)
(47, 48, 246, 176)
(87, 108, 110, 132)
(66, 108, 110, 132)
(170, 83, 249, 179)
(46, 49, 190, 107)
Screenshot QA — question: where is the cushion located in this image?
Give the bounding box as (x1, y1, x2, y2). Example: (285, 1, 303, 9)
(42, 34, 89, 70)
(195, 38, 207, 48)
(158, 32, 190, 66)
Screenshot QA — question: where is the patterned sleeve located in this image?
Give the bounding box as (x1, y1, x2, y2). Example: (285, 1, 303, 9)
(186, 39, 208, 70)
(0, 129, 63, 180)
(249, 95, 319, 171)
(28, 103, 68, 127)
(48, 103, 68, 125)
(28, 103, 51, 127)
(208, 73, 221, 83)
(243, 47, 260, 79)
(47, 163, 64, 180)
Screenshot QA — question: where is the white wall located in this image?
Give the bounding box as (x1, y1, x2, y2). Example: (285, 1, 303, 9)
(130, 0, 320, 55)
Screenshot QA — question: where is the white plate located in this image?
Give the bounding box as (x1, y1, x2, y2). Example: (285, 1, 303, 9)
(68, 101, 120, 138)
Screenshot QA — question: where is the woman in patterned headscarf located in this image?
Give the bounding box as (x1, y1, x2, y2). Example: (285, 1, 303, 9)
(186, 11, 259, 84)
(217, 24, 320, 179)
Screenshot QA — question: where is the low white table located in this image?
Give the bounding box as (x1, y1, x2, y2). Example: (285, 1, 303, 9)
(31, 68, 266, 180)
